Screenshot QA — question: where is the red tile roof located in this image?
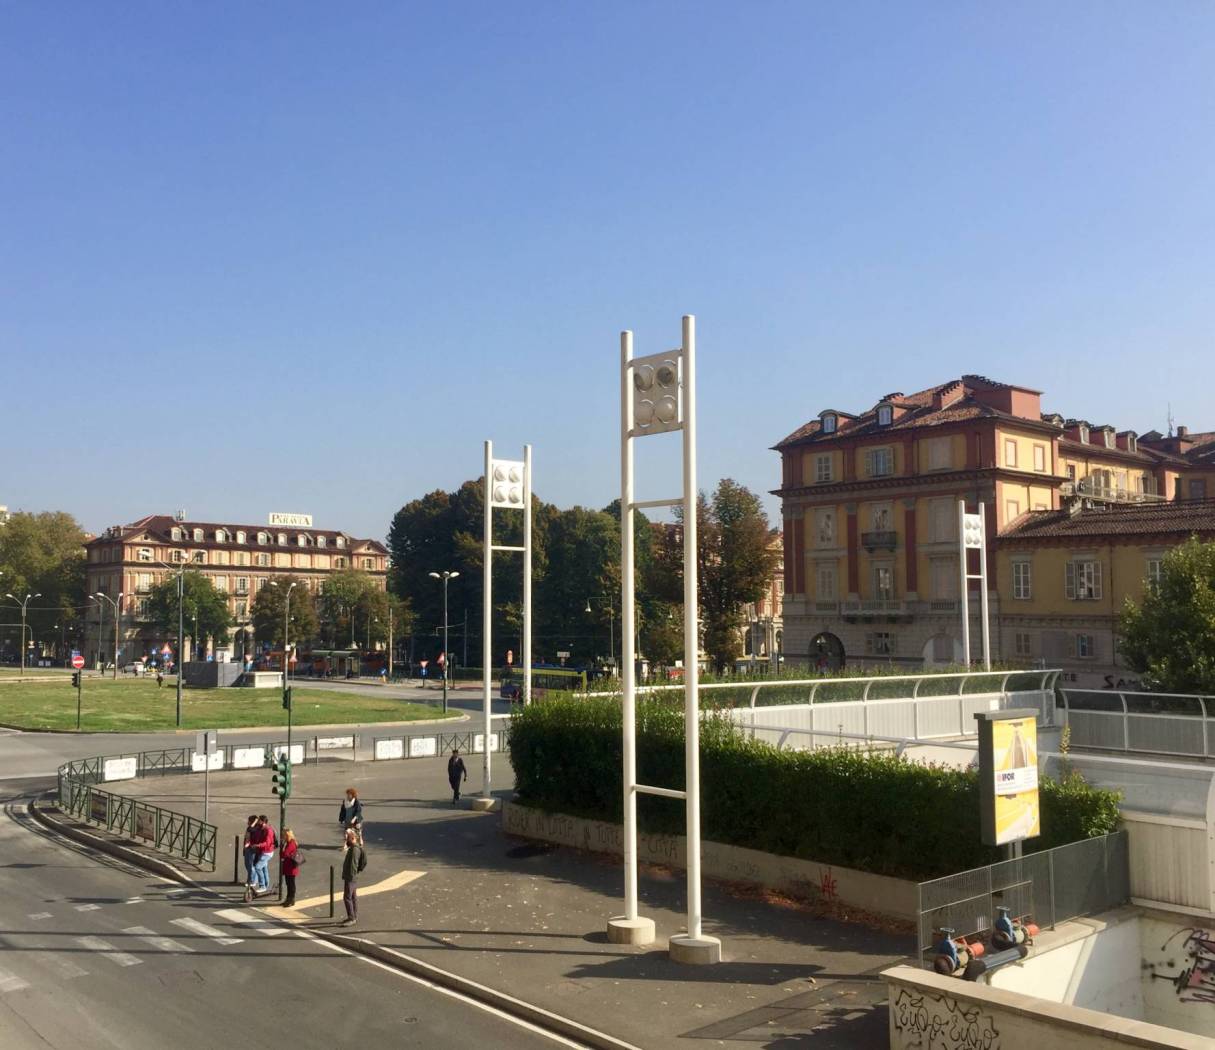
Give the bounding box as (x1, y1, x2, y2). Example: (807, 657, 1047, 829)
(999, 499, 1215, 542)
(87, 515, 387, 554)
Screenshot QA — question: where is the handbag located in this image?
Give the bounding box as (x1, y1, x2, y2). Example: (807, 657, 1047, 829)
(295, 850, 306, 866)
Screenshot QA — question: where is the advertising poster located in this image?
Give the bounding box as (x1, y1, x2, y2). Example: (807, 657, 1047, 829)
(977, 709, 1041, 847)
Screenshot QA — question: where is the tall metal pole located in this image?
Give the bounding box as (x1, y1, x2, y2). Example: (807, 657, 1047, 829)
(619, 330, 639, 923)
(442, 576, 450, 715)
(387, 603, 394, 678)
(482, 439, 493, 800)
(523, 443, 533, 705)
(958, 500, 971, 667)
(112, 595, 121, 679)
(176, 570, 184, 726)
(96, 599, 103, 672)
(978, 502, 992, 670)
(19, 601, 28, 675)
(681, 314, 703, 943)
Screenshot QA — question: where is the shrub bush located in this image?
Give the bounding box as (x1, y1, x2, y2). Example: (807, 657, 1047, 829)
(508, 696, 1122, 881)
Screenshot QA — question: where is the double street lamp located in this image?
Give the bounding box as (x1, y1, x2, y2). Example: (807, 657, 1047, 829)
(92, 592, 124, 679)
(156, 556, 196, 727)
(585, 595, 615, 673)
(5, 593, 41, 675)
(429, 570, 459, 714)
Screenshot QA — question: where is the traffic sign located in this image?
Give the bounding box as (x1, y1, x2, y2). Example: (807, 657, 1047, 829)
(71, 654, 85, 670)
(161, 644, 172, 656)
(506, 649, 514, 665)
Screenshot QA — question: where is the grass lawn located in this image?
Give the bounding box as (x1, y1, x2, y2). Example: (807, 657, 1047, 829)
(0, 677, 459, 732)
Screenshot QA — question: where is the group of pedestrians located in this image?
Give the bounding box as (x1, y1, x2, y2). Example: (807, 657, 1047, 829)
(242, 814, 277, 896)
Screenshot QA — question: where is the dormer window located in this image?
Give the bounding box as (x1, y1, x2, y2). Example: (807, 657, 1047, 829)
(1128, 434, 1137, 452)
(1103, 430, 1114, 449)
(821, 412, 837, 435)
(876, 405, 893, 427)
(171, 527, 182, 542)
(215, 529, 227, 543)
(317, 536, 327, 548)
(1078, 425, 1089, 444)
(297, 534, 309, 547)
(335, 536, 346, 549)
(192, 528, 204, 542)
(257, 532, 268, 545)
(236, 531, 246, 544)
(277, 533, 287, 546)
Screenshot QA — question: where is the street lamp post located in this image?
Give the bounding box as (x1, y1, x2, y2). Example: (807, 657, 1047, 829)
(5, 593, 42, 675)
(156, 558, 193, 727)
(429, 571, 459, 715)
(92, 593, 124, 679)
(585, 596, 616, 674)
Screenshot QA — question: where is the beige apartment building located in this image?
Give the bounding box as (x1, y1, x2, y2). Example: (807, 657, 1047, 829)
(84, 513, 388, 666)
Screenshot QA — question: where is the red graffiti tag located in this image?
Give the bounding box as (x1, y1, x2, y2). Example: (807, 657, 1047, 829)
(818, 867, 838, 902)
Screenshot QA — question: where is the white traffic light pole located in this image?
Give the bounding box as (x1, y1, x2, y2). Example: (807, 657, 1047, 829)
(958, 501, 992, 670)
(473, 440, 532, 812)
(607, 315, 720, 964)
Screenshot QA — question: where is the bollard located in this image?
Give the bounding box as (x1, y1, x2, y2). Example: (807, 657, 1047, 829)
(233, 835, 240, 885)
(329, 865, 335, 918)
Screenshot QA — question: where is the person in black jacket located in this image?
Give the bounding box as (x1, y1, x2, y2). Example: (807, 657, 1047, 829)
(447, 749, 467, 805)
(338, 787, 363, 839)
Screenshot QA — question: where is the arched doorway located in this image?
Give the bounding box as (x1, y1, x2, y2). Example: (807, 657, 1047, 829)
(922, 633, 963, 667)
(810, 632, 845, 672)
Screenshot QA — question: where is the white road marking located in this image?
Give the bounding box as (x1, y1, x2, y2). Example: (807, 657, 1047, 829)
(75, 904, 101, 912)
(28, 912, 52, 920)
(170, 917, 243, 946)
(123, 926, 195, 954)
(125, 897, 144, 904)
(213, 908, 288, 936)
(76, 937, 141, 967)
(165, 888, 190, 897)
(0, 969, 31, 993)
(35, 954, 88, 980)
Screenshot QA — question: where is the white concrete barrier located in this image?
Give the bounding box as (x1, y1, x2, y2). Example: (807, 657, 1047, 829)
(473, 733, 499, 754)
(375, 739, 404, 760)
(103, 757, 137, 782)
(316, 735, 355, 750)
(233, 746, 267, 770)
(409, 737, 437, 758)
(269, 744, 305, 765)
(190, 752, 224, 773)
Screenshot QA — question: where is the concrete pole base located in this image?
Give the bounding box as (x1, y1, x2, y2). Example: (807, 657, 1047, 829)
(470, 796, 500, 812)
(606, 915, 656, 946)
(669, 933, 723, 965)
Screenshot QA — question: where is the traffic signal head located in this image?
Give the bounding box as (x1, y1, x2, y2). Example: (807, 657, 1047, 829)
(71, 672, 81, 688)
(282, 686, 293, 712)
(271, 755, 292, 799)
(631, 348, 682, 436)
(489, 459, 526, 509)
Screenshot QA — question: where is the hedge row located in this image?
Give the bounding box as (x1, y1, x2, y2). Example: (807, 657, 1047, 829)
(508, 696, 1122, 881)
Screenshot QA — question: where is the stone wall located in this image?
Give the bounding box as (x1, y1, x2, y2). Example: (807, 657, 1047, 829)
(501, 800, 918, 921)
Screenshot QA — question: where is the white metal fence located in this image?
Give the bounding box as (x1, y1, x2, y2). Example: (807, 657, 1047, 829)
(1060, 689, 1215, 759)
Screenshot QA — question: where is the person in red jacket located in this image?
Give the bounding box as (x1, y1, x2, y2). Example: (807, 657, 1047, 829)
(253, 814, 276, 895)
(281, 828, 301, 907)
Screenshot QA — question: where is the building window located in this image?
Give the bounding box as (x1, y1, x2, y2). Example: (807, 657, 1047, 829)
(255, 553, 269, 567)
(297, 535, 309, 547)
(317, 536, 327, 548)
(235, 551, 248, 566)
(235, 531, 246, 544)
(1103, 430, 1115, 448)
(1033, 445, 1046, 472)
(1012, 561, 1032, 600)
(193, 528, 204, 542)
(816, 564, 836, 600)
(335, 536, 346, 548)
(192, 551, 205, 563)
(1002, 439, 1017, 467)
(1073, 633, 1095, 659)
(815, 454, 832, 483)
(362, 557, 374, 570)
(874, 565, 894, 601)
(816, 509, 835, 547)
(821, 412, 837, 434)
(929, 499, 954, 542)
(257, 532, 268, 545)
(869, 504, 891, 531)
(1065, 560, 1103, 600)
(277, 533, 287, 545)
(137, 548, 152, 562)
(1189, 479, 1208, 500)
(171, 550, 186, 563)
(171, 527, 182, 541)
(926, 437, 951, 471)
(1128, 433, 1138, 452)
(215, 529, 227, 543)
(1145, 558, 1163, 593)
(865, 447, 893, 477)
(214, 576, 228, 592)
(865, 632, 894, 656)
(876, 404, 892, 426)
(136, 573, 152, 593)
(1078, 425, 1089, 444)
(236, 600, 247, 617)
(235, 577, 249, 595)
(1066, 464, 1076, 481)
(297, 555, 312, 569)
(1014, 631, 1033, 657)
(256, 577, 267, 591)
(137, 598, 150, 617)
(334, 557, 347, 569)
(1005, 499, 1020, 523)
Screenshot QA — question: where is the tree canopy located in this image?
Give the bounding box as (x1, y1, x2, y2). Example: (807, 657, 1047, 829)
(145, 571, 235, 652)
(0, 510, 88, 656)
(1119, 536, 1215, 694)
(249, 575, 318, 648)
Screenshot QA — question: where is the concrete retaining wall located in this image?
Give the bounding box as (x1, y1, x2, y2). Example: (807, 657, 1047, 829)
(501, 800, 918, 921)
(883, 964, 1209, 1050)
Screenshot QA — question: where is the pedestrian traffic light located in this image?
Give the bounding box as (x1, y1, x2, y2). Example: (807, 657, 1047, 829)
(271, 755, 292, 799)
(631, 349, 682, 436)
(71, 672, 81, 688)
(282, 685, 292, 712)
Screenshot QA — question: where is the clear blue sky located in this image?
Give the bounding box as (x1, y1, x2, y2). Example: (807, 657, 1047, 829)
(3, 2, 1212, 541)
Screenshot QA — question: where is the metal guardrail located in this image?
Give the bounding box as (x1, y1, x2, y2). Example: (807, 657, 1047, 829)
(1060, 688, 1215, 759)
(57, 760, 218, 869)
(371, 729, 507, 761)
(915, 831, 1130, 964)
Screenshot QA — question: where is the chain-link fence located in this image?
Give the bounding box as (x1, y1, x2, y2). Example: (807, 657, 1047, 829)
(916, 831, 1129, 964)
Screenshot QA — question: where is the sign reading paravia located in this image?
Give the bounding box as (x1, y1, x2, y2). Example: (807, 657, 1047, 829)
(268, 512, 313, 527)
(976, 709, 1040, 847)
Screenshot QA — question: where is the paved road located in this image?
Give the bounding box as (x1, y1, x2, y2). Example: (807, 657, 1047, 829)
(0, 783, 577, 1050)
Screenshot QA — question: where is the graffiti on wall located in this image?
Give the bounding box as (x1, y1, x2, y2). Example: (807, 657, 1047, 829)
(891, 987, 1001, 1050)
(1153, 928, 1215, 1004)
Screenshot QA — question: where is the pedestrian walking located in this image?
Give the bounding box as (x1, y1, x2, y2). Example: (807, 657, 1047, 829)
(340, 828, 366, 926)
(254, 814, 276, 895)
(338, 787, 363, 833)
(242, 815, 258, 887)
(447, 748, 467, 804)
(281, 828, 302, 907)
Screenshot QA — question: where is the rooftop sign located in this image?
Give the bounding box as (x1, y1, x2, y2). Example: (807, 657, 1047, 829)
(268, 513, 313, 528)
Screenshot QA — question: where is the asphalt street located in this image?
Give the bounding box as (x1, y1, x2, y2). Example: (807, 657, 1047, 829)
(0, 781, 580, 1050)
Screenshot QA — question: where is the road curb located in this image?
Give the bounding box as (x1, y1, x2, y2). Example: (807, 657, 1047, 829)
(28, 798, 643, 1050)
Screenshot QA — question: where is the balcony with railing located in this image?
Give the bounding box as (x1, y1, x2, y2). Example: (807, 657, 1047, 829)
(861, 530, 898, 551)
(841, 598, 912, 621)
(1063, 476, 1165, 504)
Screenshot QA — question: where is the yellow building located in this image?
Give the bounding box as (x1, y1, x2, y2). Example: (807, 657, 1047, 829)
(997, 499, 1215, 687)
(773, 375, 1207, 670)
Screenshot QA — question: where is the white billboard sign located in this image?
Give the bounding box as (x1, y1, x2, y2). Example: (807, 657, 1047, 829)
(268, 513, 313, 527)
(103, 757, 137, 782)
(409, 736, 438, 758)
(375, 738, 404, 760)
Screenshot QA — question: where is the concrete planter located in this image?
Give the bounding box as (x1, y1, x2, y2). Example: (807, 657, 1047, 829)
(502, 799, 918, 921)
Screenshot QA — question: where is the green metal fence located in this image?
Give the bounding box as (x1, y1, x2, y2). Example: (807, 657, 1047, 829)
(57, 758, 217, 870)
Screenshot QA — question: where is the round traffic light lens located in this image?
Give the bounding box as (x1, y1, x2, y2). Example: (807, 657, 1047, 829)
(634, 365, 655, 392)
(634, 399, 655, 426)
(656, 395, 677, 424)
(656, 363, 676, 388)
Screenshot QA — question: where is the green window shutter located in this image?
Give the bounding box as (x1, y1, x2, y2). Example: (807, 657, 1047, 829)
(1065, 561, 1076, 600)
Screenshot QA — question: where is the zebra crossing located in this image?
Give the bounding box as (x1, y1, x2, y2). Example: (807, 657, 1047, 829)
(0, 897, 287, 995)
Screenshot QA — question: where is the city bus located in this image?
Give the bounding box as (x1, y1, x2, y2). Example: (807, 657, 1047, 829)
(499, 665, 587, 702)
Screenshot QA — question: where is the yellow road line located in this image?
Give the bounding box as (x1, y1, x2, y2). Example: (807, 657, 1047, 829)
(266, 868, 426, 915)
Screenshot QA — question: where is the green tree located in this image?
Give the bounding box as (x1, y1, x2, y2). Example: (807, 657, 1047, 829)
(249, 575, 318, 648)
(1119, 536, 1215, 694)
(145, 571, 235, 655)
(534, 506, 619, 665)
(0, 510, 88, 658)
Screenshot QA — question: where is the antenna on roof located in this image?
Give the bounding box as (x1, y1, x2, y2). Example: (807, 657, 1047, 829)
(175, 509, 186, 521)
(1167, 404, 1175, 438)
